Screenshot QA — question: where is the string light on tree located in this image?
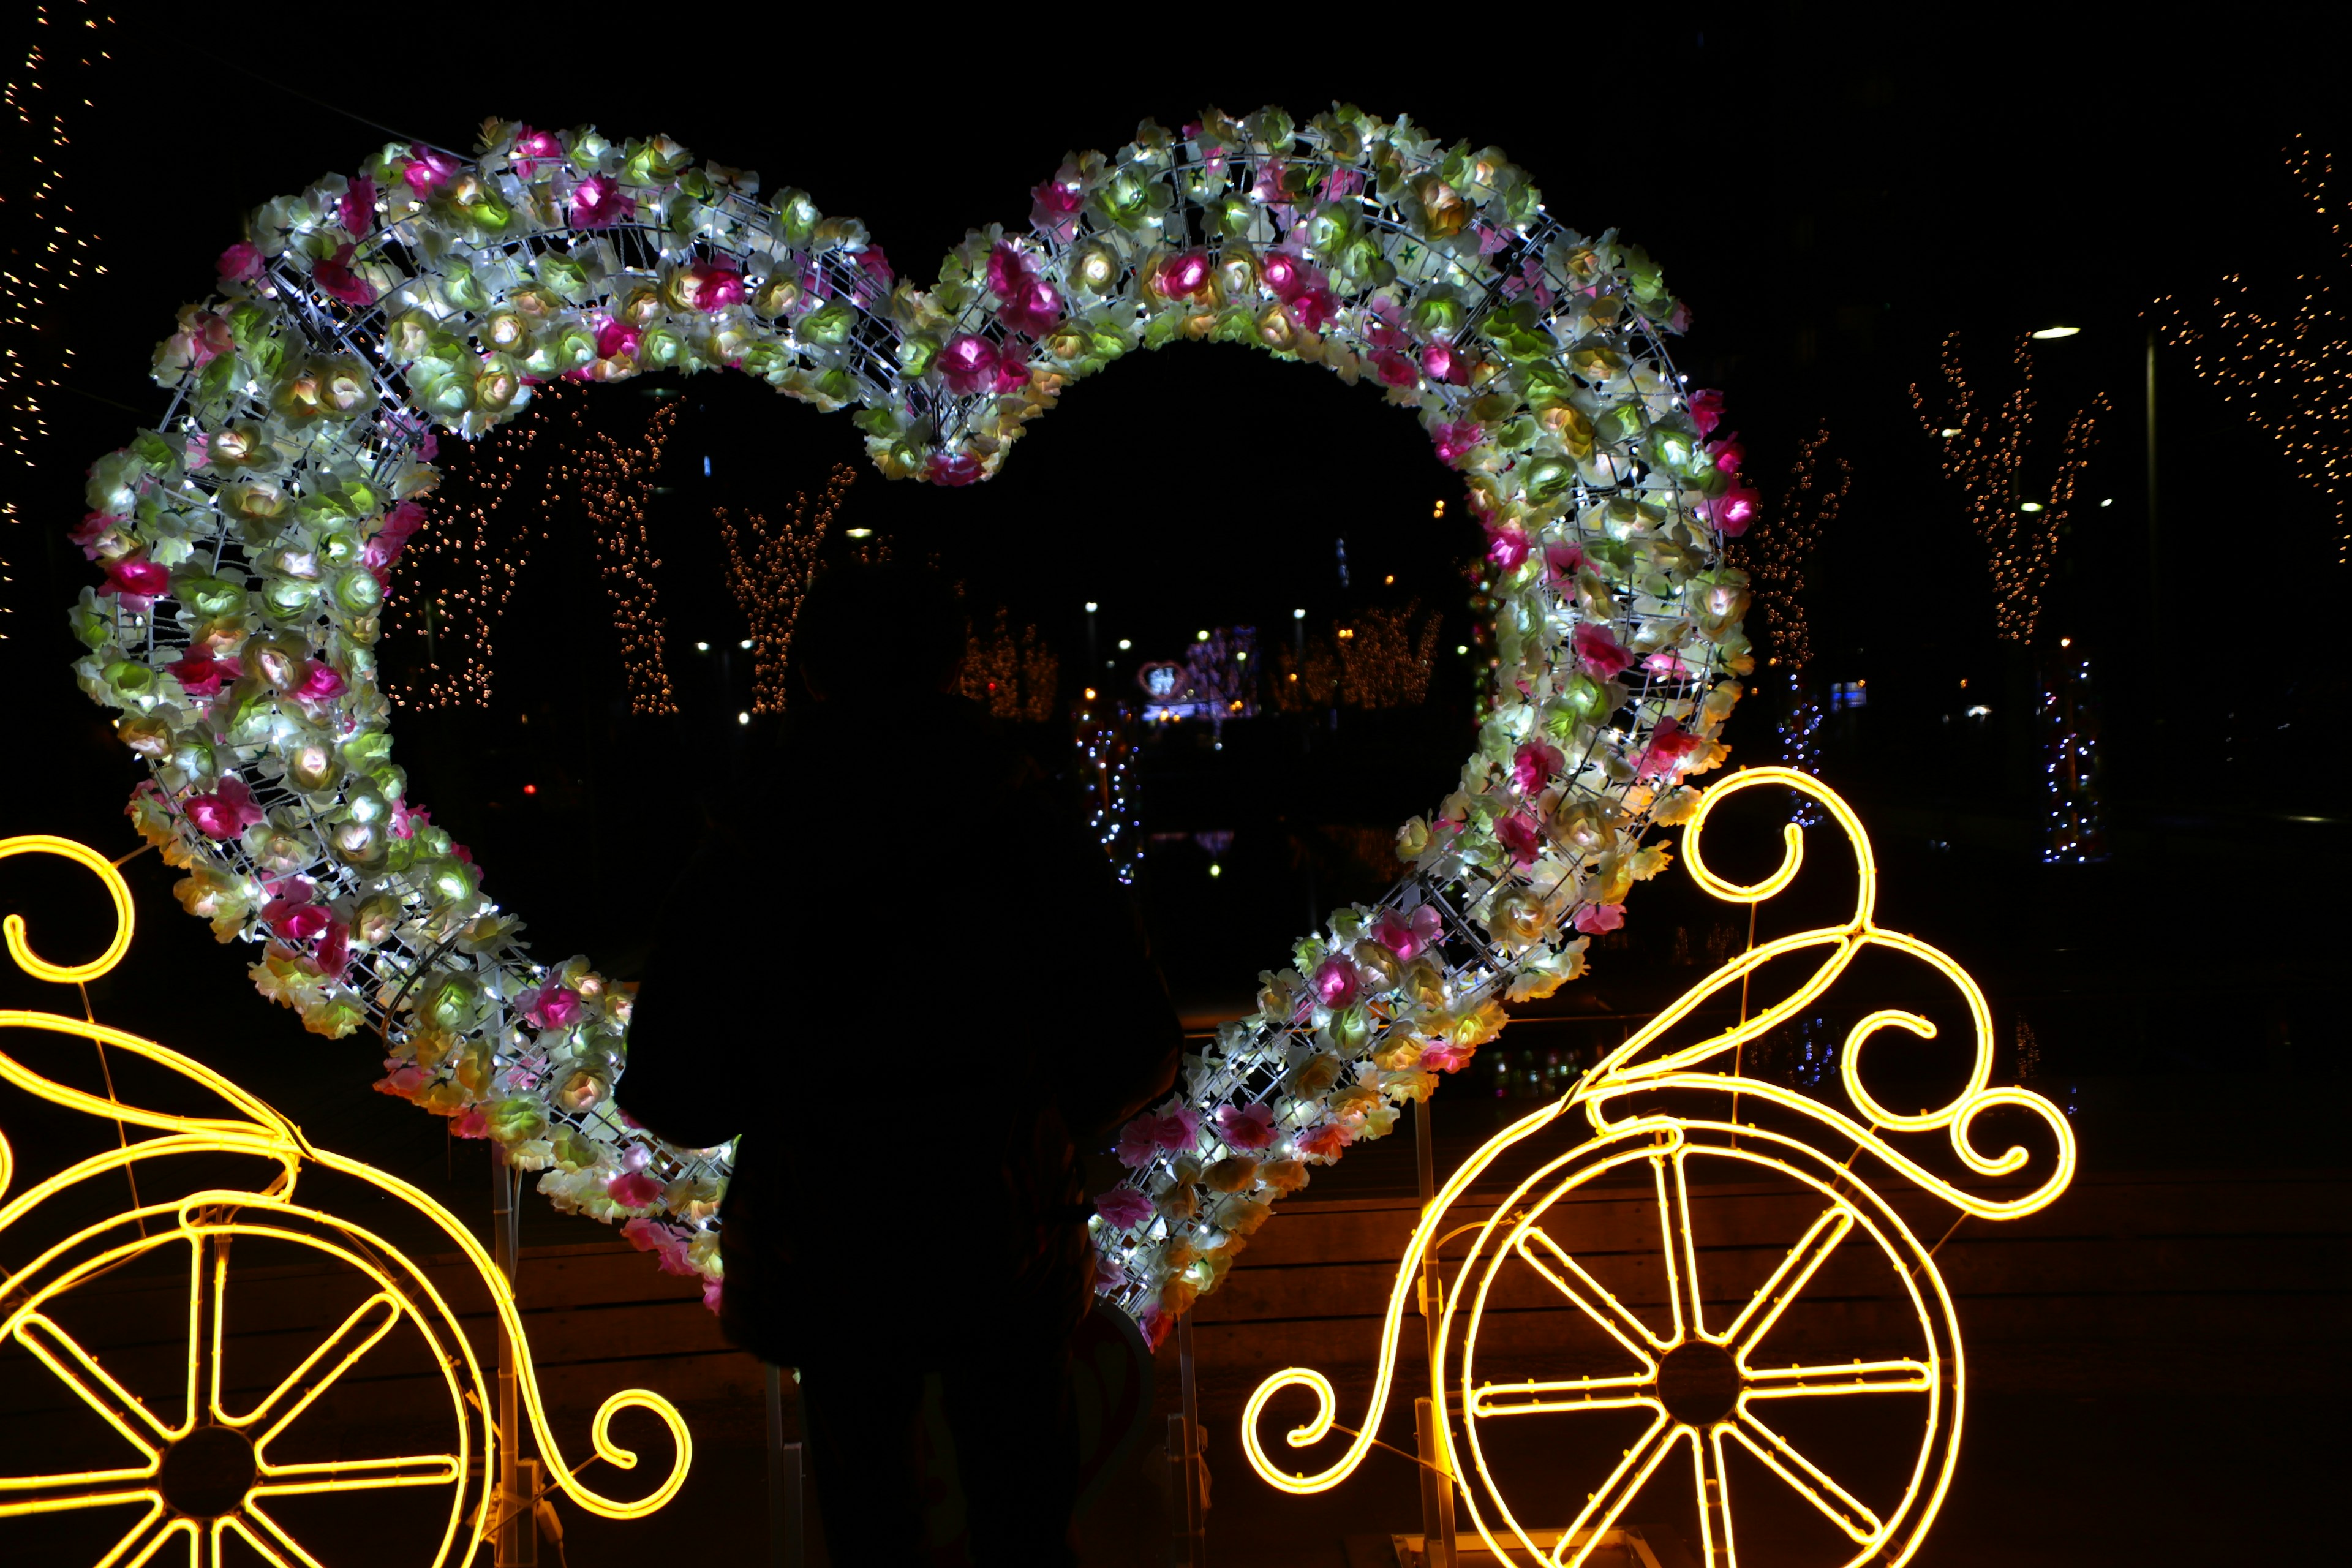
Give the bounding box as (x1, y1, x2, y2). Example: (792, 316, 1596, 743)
(960, 604, 1060, 722)
(1912, 334, 2107, 644)
(2041, 642, 2106, 864)
(1074, 690, 1141, 885)
(1741, 423, 1849, 824)
(2153, 135, 2352, 565)
(387, 381, 570, 707)
(0, 2, 112, 638)
(556, 398, 682, 715)
(717, 461, 853, 714)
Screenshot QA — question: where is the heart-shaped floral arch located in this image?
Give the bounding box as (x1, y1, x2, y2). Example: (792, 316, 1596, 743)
(69, 107, 1753, 1337)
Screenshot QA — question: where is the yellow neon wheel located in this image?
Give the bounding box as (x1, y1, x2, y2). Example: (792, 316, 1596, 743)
(1448, 1118, 1961, 1568)
(0, 1204, 495, 1567)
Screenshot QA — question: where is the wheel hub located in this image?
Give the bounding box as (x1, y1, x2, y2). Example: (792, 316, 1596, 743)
(1656, 1340, 1741, 1427)
(160, 1423, 257, 1520)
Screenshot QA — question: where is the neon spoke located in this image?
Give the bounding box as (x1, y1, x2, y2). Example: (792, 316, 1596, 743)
(1743, 1358, 1932, 1398)
(94, 1502, 189, 1568)
(12, 1312, 172, 1455)
(1517, 1226, 1672, 1361)
(232, 1504, 334, 1568)
(1725, 1207, 1853, 1354)
(0, 1476, 156, 1515)
(238, 1294, 401, 1447)
(188, 1231, 228, 1427)
(1692, 1428, 1735, 1568)
(254, 1452, 462, 1496)
(1471, 1374, 1656, 1419)
(1728, 1411, 1883, 1545)
(1664, 1153, 1702, 1341)
(1553, 1414, 1676, 1568)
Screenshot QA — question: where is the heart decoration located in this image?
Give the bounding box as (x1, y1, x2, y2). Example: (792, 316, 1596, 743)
(69, 107, 1754, 1335)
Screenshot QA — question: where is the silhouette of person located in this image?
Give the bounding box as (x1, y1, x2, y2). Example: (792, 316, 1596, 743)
(619, 560, 1182, 1568)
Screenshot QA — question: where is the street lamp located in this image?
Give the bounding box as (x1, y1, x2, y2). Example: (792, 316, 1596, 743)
(2030, 325, 2081, 340)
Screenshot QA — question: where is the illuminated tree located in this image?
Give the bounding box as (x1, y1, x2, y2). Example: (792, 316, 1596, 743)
(718, 461, 854, 714)
(2153, 135, 2351, 565)
(1912, 335, 2105, 644)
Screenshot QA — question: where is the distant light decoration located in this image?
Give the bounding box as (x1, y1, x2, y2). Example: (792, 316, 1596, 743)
(0, 835, 692, 1562)
(388, 380, 570, 708)
(70, 109, 1747, 1332)
(1140, 628, 1260, 728)
(961, 604, 1060, 722)
(1240, 771, 2075, 1568)
(1911, 335, 2107, 644)
(566, 398, 682, 715)
(1740, 424, 1848, 824)
(1076, 698, 1142, 885)
(2040, 650, 2106, 864)
(717, 461, 853, 713)
(0, 3, 112, 641)
(2154, 134, 2352, 564)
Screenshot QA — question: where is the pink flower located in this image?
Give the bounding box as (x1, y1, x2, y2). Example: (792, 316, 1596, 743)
(1485, 522, 1530, 573)
(314, 919, 350, 981)
(511, 126, 564, 178)
(986, 242, 1033, 300)
(852, 246, 895, 303)
(451, 1106, 489, 1140)
(1512, 739, 1564, 794)
(999, 278, 1061, 338)
(571, 175, 633, 228)
(1431, 419, 1483, 466)
(1545, 542, 1585, 581)
(683, 260, 744, 312)
(1687, 389, 1726, 437)
(312, 244, 375, 307)
(1213, 1102, 1277, 1151)
(1094, 1187, 1155, 1230)
(264, 880, 329, 943)
(70, 511, 116, 559)
(1668, 301, 1693, 333)
(1030, 168, 1086, 243)
(1419, 1043, 1474, 1073)
(1370, 905, 1441, 960)
(1494, 812, 1544, 867)
(703, 1278, 724, 1313)
(338, 176, 377, 237)
(1259, 251, 1307, 300)
(1155, 251, 1212, 301)
(1573, 903, 1626, 935)
(184, 778, 265, 840)
(1370, 349, 1419, 388)
(624, 1217, 696, 1275)
(1572, 623, 1633, 680)
(992, 339, 1031, 393)
(1421, 341, 1470, 385)
(1310, 956, 1360, 1010)
(525, 984, 582, 1030)
(927, 452, 983, 487)
(217, 243, 262, 284)
(401, 147, 461, 194)
(1093, 1254, 1129, 1294)
(1156, 1102, 1201, 1151)
(606, 1170, 665, 1210)
(935, 333, 1001, 396)
(1707, 435, 1745, 476)
(168, 652, 239, 697)
(596, 318, 643, 360)
(1296, 1123, 1353, 1159)
(1637, 717, 1708, 780)
(291, 660, 345, 703)
(101, 556, 169, 610)
(1289, 287, 1336, 333)
(375, 1063, 429, 1098)
(1698, 486, 1759, 538)
(1115, 1115, 1162, 1167)
(363, 500, 428, 586)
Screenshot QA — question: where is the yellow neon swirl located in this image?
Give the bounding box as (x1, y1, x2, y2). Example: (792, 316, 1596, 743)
(0, 834, 135, 984)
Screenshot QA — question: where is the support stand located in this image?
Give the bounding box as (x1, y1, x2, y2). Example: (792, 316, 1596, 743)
(491, 1147, 535, 1566)
(766, 1364, 804, 1568)
(1169, 1311, 1208, 1568)
(1412, 1098, 1457, 1568)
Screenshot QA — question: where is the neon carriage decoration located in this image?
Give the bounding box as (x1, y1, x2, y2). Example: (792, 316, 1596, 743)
(0, 834, 692, 1566)
(1242, 770, 2077, 1568)
(67, 108, 1754, 1331)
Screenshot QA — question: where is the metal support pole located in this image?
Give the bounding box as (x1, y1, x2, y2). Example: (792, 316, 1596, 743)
(1174, 1311, 1207, 1568)
(2145, 330, 2160, 633)
(766, 1365, 802, 1568)
(1412, 1098, 1456, 1568)
(491, 1147, 533, 1566)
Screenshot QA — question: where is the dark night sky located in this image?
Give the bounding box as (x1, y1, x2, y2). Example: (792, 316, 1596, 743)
(0, 6, 2346, 1178)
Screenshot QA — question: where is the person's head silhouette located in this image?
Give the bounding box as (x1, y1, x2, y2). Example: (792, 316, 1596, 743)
(793, 561, 967, 706)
